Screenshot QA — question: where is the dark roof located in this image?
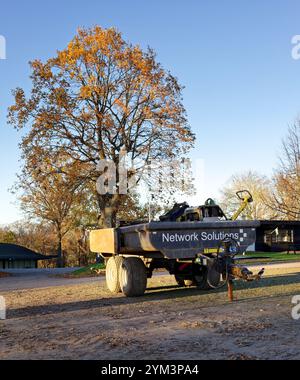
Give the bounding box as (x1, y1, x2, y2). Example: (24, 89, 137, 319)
(259, 220, 300, 226)
(0, 243, 56, 261)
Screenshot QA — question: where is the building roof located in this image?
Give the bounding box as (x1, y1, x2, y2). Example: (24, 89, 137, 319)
(0, 243, 56, 261)
(259, 220, 300, 226)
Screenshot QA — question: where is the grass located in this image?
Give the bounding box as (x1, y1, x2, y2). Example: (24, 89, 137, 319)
(67, 263, 106, 278)
(238, 251, 300, 264)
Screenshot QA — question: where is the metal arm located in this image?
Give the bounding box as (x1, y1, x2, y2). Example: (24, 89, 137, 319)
(231, 190, 253, 221)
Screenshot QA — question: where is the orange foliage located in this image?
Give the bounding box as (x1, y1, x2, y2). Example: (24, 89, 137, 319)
(8, 25, 195, 227)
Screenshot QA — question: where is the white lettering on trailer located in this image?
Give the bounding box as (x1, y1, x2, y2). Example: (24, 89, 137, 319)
(200, 231, 239, 241)
(162, 233, 199, 242)
(162, 231, 244, 243)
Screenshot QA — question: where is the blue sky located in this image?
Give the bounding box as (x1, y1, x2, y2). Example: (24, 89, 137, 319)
(1, 0, 300, 224)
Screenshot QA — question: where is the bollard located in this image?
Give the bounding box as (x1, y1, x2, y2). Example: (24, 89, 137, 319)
(227, 280, 234, 302)
(0, 296, 6, 320)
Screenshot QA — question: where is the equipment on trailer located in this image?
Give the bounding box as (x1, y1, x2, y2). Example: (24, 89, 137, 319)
(159, 190, 253, 223)
(159, 198, 227, 222)
(231, 190, 253, 221)
(90, 190, 263, 300)
(159, 202, 190, 222)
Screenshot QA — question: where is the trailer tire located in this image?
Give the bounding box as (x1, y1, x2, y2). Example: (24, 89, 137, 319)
(119, 257, 147, 297)
(194, 266, 220, 290)
(106, 256, 124, 294)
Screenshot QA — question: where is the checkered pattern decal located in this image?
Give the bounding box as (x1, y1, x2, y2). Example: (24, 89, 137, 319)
(238, 229, 248, 243)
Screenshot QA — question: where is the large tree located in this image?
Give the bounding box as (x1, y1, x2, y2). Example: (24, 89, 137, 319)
(8, 26, 195, 227)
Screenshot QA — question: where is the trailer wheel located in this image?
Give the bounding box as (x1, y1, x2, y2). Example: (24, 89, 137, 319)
(106, 256, 123, 294)
(119, 257, 147, 297)
(194, 266, 220, 290)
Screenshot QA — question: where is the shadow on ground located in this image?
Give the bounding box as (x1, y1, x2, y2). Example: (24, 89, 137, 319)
(6, 272, 300, 319)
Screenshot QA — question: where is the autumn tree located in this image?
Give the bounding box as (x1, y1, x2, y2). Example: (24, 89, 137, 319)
(264, 122, 300, 220)
(220, 171, 276, 220)
(9, 221, 58, 265)
(0, 228, 17, 244)
(15, 150, 89, 266)
(8, 26, 195, 228)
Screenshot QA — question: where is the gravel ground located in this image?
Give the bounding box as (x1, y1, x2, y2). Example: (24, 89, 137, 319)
(1, 265, 300, 360)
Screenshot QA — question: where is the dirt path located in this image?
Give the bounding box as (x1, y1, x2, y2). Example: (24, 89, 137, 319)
(0, 268, 99, 292)
(1, 267, 300, 360)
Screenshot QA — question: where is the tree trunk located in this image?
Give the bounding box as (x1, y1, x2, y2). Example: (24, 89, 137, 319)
(98, 205, 117, 228)
(97, 194, 118, 228)
(56, 225, 64, 268)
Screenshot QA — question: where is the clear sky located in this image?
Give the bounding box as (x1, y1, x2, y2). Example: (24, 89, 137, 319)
(1, 0, 300, 224)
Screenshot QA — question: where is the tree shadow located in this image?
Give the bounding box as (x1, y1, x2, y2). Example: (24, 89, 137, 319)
(7, 272, 300, 319)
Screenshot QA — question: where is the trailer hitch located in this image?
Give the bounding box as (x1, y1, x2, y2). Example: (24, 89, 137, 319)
(203, 238, 264, 302)
(230, 265, 265, 282)
(226, 265, 265, 301)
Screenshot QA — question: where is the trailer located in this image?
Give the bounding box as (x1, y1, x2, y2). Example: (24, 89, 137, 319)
(90, 219, 264, 299)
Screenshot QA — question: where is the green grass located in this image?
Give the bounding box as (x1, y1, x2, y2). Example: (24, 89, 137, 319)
(238, 251, 300, 264)
(69, 263, 106, 277)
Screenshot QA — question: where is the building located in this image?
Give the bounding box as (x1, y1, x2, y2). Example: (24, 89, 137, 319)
(255, 221, 300, 252)
(0, 243, 56, 269)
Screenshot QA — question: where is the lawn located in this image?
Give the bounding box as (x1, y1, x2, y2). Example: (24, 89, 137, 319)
(239, 251, 300, 264)
(67, 263, 105, 277)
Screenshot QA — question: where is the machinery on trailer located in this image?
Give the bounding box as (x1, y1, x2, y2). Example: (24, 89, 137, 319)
(90, 191, 264, 299)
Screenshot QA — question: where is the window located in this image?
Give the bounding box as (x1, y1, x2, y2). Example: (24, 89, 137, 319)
(264, 229, 294, 245)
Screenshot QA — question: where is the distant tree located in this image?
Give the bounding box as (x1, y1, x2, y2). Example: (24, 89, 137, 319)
(8, 26, 195, 228)
(264, 122, 300, 220)
(220, 171, 276, 220)
(0, 228, 17, 244)
(15, 151, 88, 266)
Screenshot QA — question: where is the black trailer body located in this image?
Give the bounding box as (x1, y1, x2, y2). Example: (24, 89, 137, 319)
(118, 220, 260, 259)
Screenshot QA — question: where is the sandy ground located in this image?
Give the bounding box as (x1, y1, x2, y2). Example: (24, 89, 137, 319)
(1, 265, 300, 360)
